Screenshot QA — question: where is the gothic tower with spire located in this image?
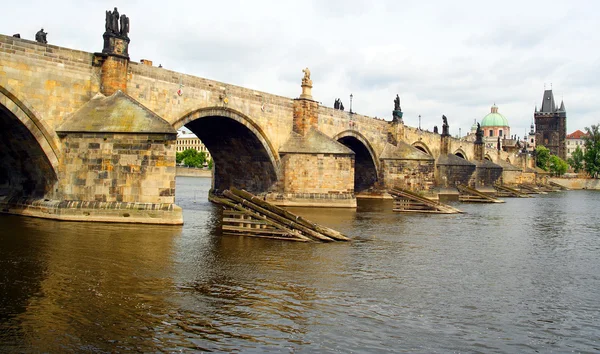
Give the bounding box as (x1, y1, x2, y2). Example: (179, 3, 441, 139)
(534, 88, 567, 159)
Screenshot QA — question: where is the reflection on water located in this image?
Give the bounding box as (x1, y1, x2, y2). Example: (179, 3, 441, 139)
(1, 177, 599, 352)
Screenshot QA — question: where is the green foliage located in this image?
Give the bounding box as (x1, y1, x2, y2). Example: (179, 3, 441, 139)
(548, 155, 568, 176)
(535, 145, 550, 171)
(567, 146, 584, 173)
(583, 124, 600, 178)
(208, 159, 213, 170)
(176, 149, 206, 168)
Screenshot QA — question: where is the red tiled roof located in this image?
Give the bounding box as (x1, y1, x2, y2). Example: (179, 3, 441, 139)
(567, 130, 588, 139)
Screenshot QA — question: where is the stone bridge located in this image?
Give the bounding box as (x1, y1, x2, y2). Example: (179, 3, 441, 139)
(0, 29, 533, 224)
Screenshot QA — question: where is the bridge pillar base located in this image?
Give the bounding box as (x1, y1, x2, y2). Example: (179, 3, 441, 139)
(279, 128, 357, 208)
(266, 193, 357, 208)
(0, 198, 183, 225)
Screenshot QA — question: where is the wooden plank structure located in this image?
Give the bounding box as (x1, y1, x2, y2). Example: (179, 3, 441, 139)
(389, 187, 463, 214)
(457, 184, 505, 203)
(536, 183, 562, 192)
(518, 183, 547, 195)
(548, 181, 569, 191)
(209, 187, 350, 242)
(494, 184, 532, 198)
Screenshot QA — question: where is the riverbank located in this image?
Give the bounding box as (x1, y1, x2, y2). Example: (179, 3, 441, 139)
(549, 177, 600, 190)
(176, 167, 212, 178)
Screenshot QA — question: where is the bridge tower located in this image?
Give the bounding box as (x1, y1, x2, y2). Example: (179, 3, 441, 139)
(534, 88, 567, 159)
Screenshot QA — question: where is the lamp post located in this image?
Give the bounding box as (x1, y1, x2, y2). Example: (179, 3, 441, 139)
(349, 93, 353, 113)
(418, 115, 421, 130)
(459, 127, 461, 138)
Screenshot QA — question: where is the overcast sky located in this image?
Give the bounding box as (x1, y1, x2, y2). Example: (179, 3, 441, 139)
(3, 0, 599, 138)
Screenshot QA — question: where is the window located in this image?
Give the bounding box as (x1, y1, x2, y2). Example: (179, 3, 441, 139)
(489, 130, 493, 137)
(499, 130, 503, 137)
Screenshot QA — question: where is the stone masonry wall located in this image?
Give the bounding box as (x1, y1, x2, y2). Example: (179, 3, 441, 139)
(293, 99, 318, 135)
(281, 153, 354, 195)
(100, 56, 128, 95)
(0, 34, 101, 131)
(58, 133, 176, 204)
(127, 63, 295, 152)
(474, 166, 503, 187)
(435, 165, 476, 187)
(381, 159, 435, 192)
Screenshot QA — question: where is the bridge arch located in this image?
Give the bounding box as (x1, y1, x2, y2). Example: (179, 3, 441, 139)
(333, 130, 380, 193)
(173, 107, 281, 194)
(411, 141, 433, 156)
(0, 85, 60, 198)
(454, 149, 468, 160)
(484, 154, 493, 161)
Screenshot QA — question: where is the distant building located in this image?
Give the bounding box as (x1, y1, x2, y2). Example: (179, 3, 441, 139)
(176, 130, 212, 162)
(527, 120, 536, 152)
(534, 89, 567, 159)
(481, 104, 511, 148)
(566, 129, 587, 159)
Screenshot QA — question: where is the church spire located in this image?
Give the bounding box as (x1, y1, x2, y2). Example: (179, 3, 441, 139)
(558, 99, 565, 112)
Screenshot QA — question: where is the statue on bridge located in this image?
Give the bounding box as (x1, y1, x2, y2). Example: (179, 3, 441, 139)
(433, 125, 438, 134)
(392, 94, 403, 123)
(302, 67, 312, 86)
(334, 98, 340, 109)
(35, 28, 47, 44)
(120, 14, 130, 37)
(394, 94, 401, 111)
(475, 122, 483, 143)
(441, 115, 449, 136)
(105, 7, 129, 38)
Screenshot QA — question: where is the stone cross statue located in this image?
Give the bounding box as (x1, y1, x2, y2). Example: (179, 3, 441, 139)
(35, 28, 47, 44)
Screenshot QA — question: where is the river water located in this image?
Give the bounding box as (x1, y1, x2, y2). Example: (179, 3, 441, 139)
(1, 176, 599, 353)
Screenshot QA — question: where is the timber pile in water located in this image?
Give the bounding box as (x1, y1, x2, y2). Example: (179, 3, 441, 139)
(389, 187, 463, 214)
(518, 183, 547, 195)
(457, 184, 504, 203)
(209, 187, 349, 242)
(494, 184, 532, 198)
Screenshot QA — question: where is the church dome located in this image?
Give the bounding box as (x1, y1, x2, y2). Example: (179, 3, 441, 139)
(481, 104, 509, 127)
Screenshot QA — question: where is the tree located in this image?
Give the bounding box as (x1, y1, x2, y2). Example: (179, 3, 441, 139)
(583, 124, 600, 178)
(207, 159, 213, 170)
(176, 149, 206, 168)
(535, 145, 551, 171)
(567, 146, 584, 173)
(549, 155, 568, 176)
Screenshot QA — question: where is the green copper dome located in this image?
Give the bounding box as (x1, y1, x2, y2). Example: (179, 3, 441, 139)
(481, 104, 509, 127)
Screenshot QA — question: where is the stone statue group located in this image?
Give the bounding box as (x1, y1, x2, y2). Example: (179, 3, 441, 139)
(105, 7, 129, 38)
(35, 28, 47, 44)
(334, 98, 345, 111)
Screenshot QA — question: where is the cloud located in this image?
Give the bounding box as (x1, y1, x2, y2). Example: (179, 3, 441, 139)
(2, 0, 599, 138)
